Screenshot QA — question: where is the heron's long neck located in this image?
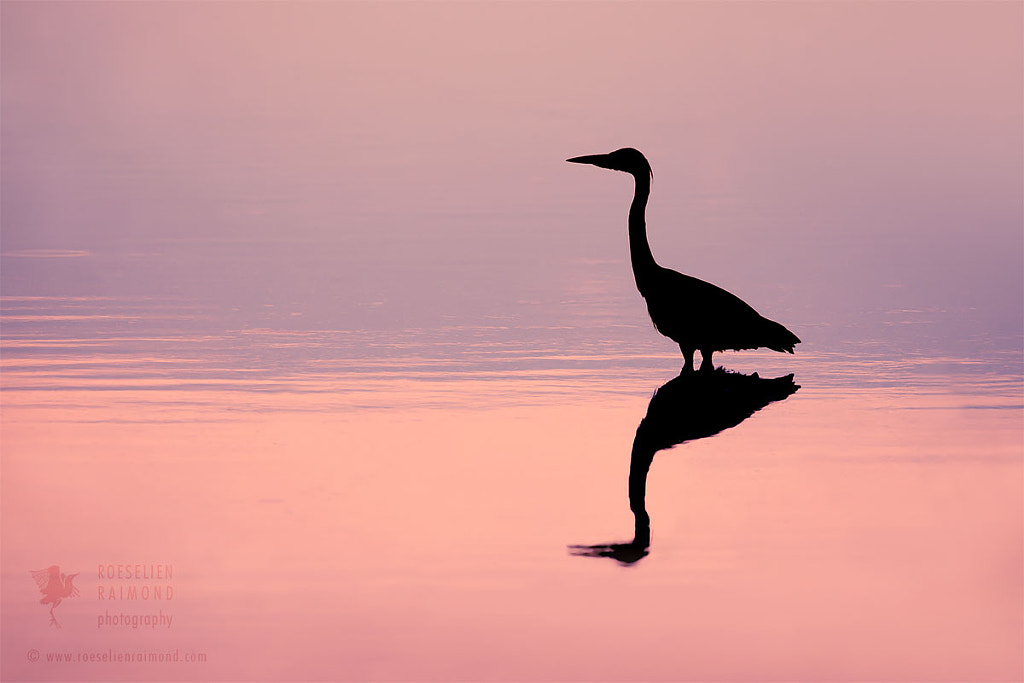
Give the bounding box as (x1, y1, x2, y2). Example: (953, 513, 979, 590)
(628, 173, 657, 292)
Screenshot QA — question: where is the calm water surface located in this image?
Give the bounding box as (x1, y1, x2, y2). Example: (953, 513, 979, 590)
(2, 291, 1020, 682)
(3, 3, 1021, 681)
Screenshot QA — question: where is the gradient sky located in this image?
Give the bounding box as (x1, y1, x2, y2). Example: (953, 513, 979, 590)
(2, 1, 1021, 356)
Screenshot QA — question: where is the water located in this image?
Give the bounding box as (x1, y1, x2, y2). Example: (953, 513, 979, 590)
(2, 3, 1021, 681)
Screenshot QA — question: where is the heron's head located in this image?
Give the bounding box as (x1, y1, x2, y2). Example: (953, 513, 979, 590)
(567, 147, 652, 179)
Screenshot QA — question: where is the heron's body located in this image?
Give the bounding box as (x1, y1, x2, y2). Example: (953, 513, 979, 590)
(568, 147, 800, 371)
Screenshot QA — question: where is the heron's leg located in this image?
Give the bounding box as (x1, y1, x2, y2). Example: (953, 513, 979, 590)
(699, 349, 714, 372)
(680, 346, 695, 372)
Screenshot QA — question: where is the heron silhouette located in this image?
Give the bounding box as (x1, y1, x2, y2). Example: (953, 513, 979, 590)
(567, 148, 800, 371)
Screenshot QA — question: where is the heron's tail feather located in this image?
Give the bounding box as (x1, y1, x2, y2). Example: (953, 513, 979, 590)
(761, 318, 801, 354)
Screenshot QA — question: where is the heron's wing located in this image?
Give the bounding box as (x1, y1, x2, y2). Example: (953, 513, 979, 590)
(656, 270, 762, 328)
(674, 272, 761, 315)
(646, 269, 776, 350)
(29, 569, 51, 592)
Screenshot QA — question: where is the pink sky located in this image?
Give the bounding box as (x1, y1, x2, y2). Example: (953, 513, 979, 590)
(2, 2, 1020, 348)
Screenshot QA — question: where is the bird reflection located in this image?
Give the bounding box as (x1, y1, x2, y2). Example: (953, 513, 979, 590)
(569, 368, 799, 565)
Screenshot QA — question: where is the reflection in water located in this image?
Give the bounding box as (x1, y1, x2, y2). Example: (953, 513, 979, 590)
(570, 368, 799, 565)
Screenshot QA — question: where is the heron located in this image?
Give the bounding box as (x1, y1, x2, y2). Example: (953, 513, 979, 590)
(567, 147, 800, 371)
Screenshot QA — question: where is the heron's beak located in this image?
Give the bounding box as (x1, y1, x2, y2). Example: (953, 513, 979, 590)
(566, 154, 613, 169)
